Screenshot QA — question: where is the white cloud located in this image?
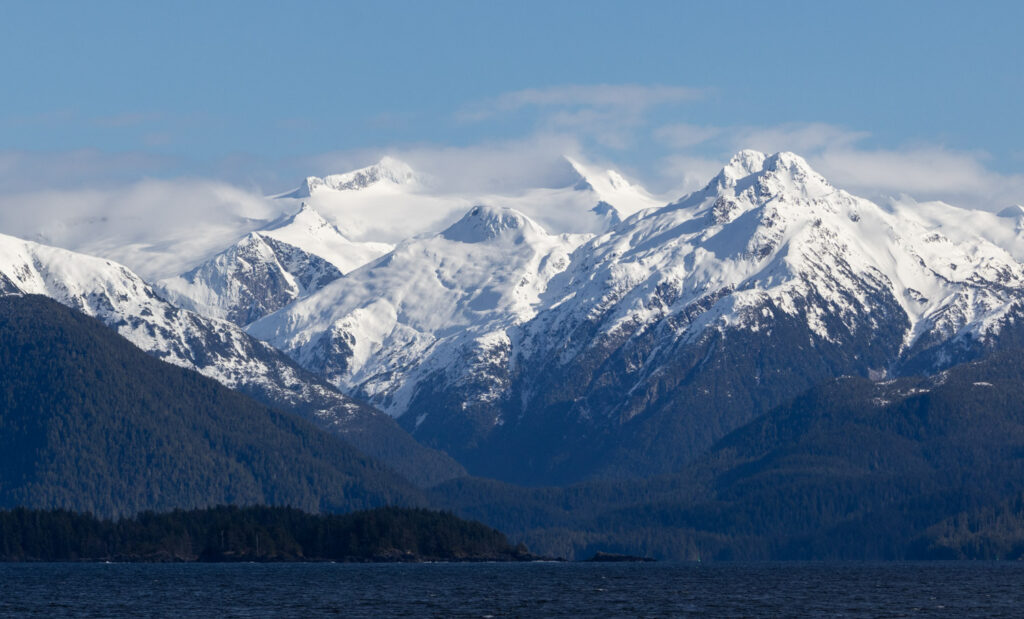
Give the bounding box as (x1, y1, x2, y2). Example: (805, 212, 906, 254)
(0, 179, 280, 279)
(461, 84, 705, 121)
(308, 134, 584, 195)
(814, 147, 1024, 210)
(2, 118, 1021, 289)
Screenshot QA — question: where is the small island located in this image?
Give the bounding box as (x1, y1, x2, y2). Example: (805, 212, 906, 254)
(0, 505, 551, 563)
(583, 552, 656, 562)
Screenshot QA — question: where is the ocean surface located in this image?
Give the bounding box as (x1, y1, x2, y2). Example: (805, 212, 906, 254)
(1, 562, 1022, 617)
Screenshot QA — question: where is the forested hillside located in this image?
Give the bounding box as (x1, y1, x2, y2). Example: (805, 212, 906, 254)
(431, 348, 1024, 560)
(0, 295, 423, 518)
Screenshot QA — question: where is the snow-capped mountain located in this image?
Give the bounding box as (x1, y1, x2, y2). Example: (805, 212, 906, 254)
(0, 232, 464, 486)
(152, 157, 657, 328)
(284, 156, 419, 198)
(17, 149, 1021, 485)
(526, 150, 1024, 374)
(7, 155, 661, 293)
(248, 205, 585, 426)
(564, 156, 663, 219)
(275, 156, 666, 244)
(247, 150, 1024, 483)
(261, 203, 393, 272)
(465, 156, 665, 236)
(275, 157, 467, 243)
(157, 204, 391, 326)
(491, 150, 1024, 480)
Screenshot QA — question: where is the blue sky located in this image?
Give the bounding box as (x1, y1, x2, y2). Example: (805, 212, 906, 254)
(1, 0, 1022, 207)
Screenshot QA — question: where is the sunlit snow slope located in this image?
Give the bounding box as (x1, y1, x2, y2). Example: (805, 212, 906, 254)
(157, 204, 391, 326)
(248, 151, 1024, 483)
(0, 233, 465, 486)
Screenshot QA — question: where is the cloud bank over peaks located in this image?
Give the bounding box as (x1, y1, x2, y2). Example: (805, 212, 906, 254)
(0, 121, 1021, 286)
(0, 177, 281, 280)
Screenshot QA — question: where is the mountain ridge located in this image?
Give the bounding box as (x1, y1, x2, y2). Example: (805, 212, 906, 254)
(157, 203, 391, 326)
(284, 156, 419, 198)
(0, 230, 465, 487)
(249, 150, 1024, 483)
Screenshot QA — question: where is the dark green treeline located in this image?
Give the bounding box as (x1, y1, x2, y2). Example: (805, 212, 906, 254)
(0, 506, 534, 562)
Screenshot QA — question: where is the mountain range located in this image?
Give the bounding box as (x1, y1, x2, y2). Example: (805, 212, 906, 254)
(4, 149, 1024, 558)
(0, 229, 463, 487)
(248, 150, 1024, 483)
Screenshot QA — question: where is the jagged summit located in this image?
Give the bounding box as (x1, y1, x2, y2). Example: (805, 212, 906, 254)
(287, 157, 418, 198)
(567, 157, 634, 193)
(564, 156, 663, 217)
(668, 150, 837, 225)
(441, 205, 545, 243)
(711, 149, 768, 185)
(701, 150, 831, 198)
(156, 200, 391, 326)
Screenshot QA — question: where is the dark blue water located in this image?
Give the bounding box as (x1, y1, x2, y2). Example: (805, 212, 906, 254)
(1, 562, 1022, 617)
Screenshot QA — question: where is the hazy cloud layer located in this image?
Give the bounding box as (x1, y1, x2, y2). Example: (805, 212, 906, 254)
(0, 81, 1021, 283)
(461, 84, 705, 120)
(462, 84, 707, 151)
(0, 178, 280, 279)
(303, 134, 584, 195)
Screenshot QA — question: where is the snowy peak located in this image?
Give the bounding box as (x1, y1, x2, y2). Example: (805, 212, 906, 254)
(593, 148, 1024, 359)
(267, 202, 344, 238)
(565, 156, 663, 217)
(236, 150, 1024, 481)
(290, 157, 418, 197)
(713, 149, 768, 186)
(259, 202, 392, 274)
(0, 231, 281, 386)
(440, 205, 545, 243)
(156, 230, 344, 326)
(156, 201, 393, 326)
(675, 150, 837, 226)
(760, 151, 834, 197)
(703, 150, 832, 199)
